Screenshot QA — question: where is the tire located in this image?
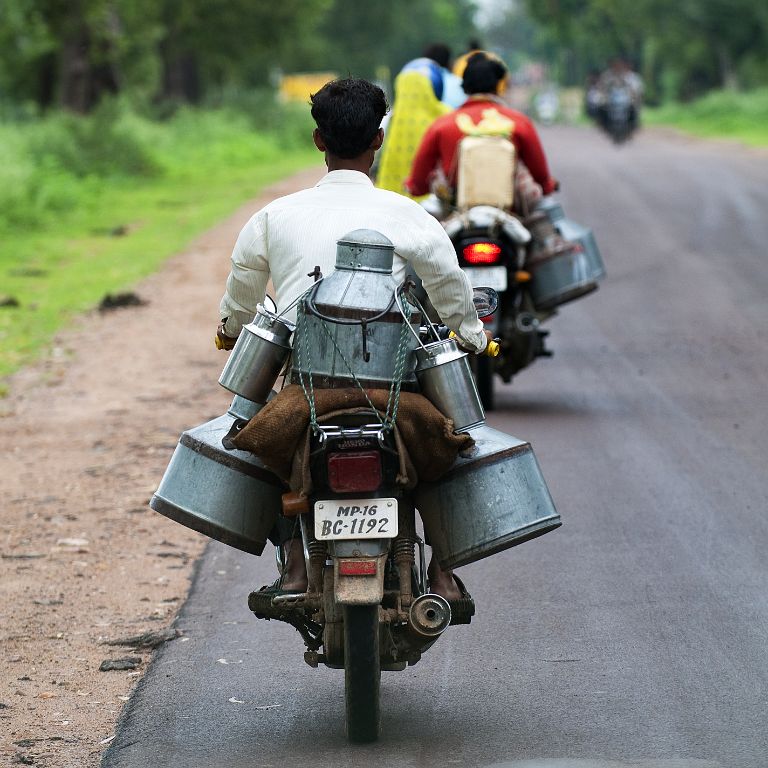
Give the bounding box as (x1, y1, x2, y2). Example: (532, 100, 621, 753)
(474, 355, 495, 411)
(343, 604, 380, 743)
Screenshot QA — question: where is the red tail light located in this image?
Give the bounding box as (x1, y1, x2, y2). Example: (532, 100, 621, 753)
(338, 559, 378, 576)
(327, 451, 382, 493)
(462, 242, 502, 265)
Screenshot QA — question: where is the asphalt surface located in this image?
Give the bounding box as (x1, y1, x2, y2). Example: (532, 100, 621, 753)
(103, 126, 768, 768)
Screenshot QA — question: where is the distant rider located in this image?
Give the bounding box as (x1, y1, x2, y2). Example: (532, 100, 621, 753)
(405, 50, 558, 214)
(597, 57, 643, 131)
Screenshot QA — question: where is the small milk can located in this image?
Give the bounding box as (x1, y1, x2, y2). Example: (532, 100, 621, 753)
(219, 304, 294, 403)
(414, 338, 485, 433)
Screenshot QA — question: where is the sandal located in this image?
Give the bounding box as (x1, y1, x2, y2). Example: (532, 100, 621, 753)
(248, 579, 304, 620)
(447, 574, 475, 625)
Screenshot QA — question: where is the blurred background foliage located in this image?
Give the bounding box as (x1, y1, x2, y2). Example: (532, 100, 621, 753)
(0, 0, 763, 117)
(502, 0, 768, 104)
(0, 0, 479, 115)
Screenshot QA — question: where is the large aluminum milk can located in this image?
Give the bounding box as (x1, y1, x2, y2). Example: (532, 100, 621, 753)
(219, 305, 293, 403)
(537, 196, 605, 282)
(291, 230, 421, 390)
(415, 424, 560, 569)
(527, 240, 599, 310)
(528, 196, 606, 311)
(414, 338, 485, 432)
(150, 395, 282, 556)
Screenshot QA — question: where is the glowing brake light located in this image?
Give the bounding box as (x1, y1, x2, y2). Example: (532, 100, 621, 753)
(462, 242, 502, 265)
(327, 451, 382, 493)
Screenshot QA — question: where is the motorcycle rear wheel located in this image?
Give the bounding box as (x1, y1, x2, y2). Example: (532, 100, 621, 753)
(343, 604, 380, 742)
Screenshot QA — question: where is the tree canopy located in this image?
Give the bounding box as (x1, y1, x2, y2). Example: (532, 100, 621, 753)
(0, 0, 480, 113)
(513, 0, 768, 100)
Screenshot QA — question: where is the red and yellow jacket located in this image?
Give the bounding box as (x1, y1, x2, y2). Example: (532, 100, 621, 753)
(405, 97, 557, 197)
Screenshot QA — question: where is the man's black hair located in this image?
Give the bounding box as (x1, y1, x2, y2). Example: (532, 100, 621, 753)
(310, 78, 388, 159)
(423, 42, 451, 69)
(462, 52, 507, 95)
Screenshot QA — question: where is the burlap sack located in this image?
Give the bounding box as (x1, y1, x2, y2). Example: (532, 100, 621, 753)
(232, 384, 474, 489)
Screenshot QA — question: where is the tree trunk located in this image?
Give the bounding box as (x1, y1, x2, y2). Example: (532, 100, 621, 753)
(58, 20, 120, 113)
(159, 28, 202, 105)
(716, 43, 739, 90)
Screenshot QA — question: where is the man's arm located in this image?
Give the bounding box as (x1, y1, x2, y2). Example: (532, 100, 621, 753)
(405, 213, 487, 353)
(515, 115, 557, 195)
(219, 211, 270, 338)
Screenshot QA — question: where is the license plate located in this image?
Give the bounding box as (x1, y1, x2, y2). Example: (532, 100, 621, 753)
(464, 266, 507, 292)
(314, 498, 398, 540)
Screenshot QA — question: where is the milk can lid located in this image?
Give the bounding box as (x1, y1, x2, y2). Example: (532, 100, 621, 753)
(336, 229, 394, 249)
(335, 229, 395, 273)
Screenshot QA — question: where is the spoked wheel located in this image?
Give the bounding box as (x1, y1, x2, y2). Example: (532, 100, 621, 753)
(474, 355, 495, 411)
(343, 604, 380, 743)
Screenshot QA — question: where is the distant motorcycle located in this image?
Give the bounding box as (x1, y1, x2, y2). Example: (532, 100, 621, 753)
(602, 86, 636, 143)
(435, 197, 605, 409)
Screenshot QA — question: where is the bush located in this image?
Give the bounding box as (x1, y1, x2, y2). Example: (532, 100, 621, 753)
(0, 93, 315, 232)
(646, 88, 768, 146)
(27, 100, 161, 178)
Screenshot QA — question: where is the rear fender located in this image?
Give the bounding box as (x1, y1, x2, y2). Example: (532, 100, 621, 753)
(333, 554, 388, 605)
(329, 539, 390, 606)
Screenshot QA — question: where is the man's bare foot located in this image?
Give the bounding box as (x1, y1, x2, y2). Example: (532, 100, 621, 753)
(279, 538, 308, 592)
(427, 556, 462, 601)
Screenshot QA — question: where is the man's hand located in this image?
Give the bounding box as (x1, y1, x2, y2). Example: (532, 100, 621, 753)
(215, 323, 237, 351)
(450, 330, 498, 355)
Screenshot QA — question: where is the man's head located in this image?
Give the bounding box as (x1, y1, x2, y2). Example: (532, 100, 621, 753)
(310, 78, 388, 163)
(609, 56, 627, 73)
(423, 42, 451, 70)
(461, 51, 508, 96)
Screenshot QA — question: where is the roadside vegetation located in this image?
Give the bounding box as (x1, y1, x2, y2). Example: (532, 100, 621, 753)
(0, 98, 317, 381)
(0, 0, 480, 385)
(644, 88, 768, 147)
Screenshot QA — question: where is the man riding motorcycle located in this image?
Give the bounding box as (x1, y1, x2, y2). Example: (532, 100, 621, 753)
(404, 50, 558, 214)
(596, 56, 643, 137)
(216, 77, 492, 601)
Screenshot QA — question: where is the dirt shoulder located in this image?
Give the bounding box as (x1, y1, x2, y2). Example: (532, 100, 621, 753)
(0, 167, 323, 768)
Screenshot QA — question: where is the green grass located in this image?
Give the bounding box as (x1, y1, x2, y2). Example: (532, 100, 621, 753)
(645, 88, 768, 147)
(0, 101, 319, 381)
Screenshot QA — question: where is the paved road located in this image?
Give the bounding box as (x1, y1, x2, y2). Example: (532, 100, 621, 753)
(103, 127, 768, 768)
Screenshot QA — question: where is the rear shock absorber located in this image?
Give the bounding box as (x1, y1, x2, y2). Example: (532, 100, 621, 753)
(394, 536, 415, 610)
(307, 538, 326, 596)
(300, 515, 326, 596)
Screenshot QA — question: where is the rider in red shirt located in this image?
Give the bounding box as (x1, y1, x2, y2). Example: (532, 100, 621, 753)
(405, 51, 557, 207)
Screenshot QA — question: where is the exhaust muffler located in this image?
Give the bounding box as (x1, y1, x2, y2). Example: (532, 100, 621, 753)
(408, 594, 452, 638)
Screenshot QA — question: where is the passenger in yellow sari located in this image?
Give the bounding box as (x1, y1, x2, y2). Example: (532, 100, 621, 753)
(376, 70, 450, 197)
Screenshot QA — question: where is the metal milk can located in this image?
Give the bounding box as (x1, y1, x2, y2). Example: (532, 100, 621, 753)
(291, 229, 421, 390)
(528, 196, 606, 311)
(415, 423, 560, 569)
(150, 394, 283, 556)
(414, 338, 485, 433)
(219, 304, 294, 403)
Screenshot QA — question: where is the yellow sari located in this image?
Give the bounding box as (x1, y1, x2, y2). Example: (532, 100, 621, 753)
(377, 71, 451, 197)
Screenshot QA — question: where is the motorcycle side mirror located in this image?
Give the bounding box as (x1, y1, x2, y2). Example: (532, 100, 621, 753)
(472, 287, 499, 318)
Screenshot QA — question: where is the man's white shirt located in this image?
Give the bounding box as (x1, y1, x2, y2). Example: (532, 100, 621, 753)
(219, 169, 486, 352)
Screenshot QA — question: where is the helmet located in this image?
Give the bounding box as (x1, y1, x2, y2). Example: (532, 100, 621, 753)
(453, 50, 509, 96)
(401, 57, 444, 101)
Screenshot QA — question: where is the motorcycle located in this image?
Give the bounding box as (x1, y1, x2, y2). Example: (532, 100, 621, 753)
(150, 230, 561, 743)
(603, 85, 636, 144)
(436, 197, 605, 409)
